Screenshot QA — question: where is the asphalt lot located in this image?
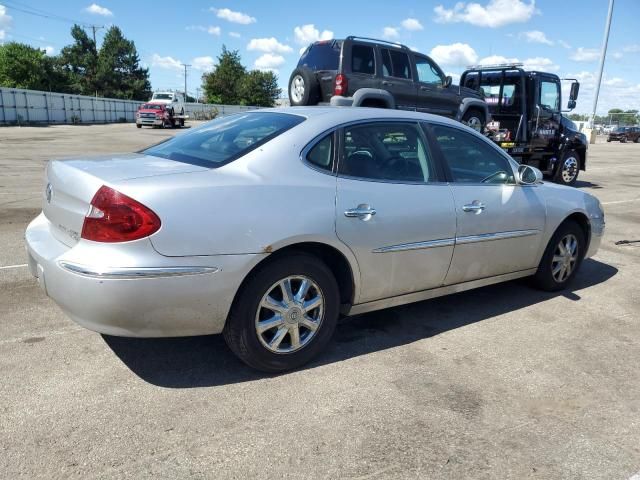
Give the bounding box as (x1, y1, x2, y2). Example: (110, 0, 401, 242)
(1, 122, 639, 479)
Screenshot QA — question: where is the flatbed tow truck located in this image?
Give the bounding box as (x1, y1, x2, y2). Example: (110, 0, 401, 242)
(460, 63, 586, 185)
(136, 103, 188, 129)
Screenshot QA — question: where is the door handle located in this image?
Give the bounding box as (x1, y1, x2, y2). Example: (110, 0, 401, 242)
(382, 81, 393, 86)
(344, 204, 376, 220)
(462, 201, 486, 213)
(419, 86, 429, 91)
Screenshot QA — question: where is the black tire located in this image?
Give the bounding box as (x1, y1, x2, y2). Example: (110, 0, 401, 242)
(288, 67, 320, 106)
(635, 136, 640, 143)
(532, 220, 585, 292)
(461, 108, 486, 133)
(136, 124, 142, 128)
(180, 108, 184, 116)
(621, 136, 627, 143)
(606, 138, 611, 142)
(554, 149, 580, 186)
(223, 253, 340, 372)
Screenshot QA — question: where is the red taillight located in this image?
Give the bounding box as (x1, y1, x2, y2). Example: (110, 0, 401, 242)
(81, 186, 161, 242)
(334, 74, 347, 96)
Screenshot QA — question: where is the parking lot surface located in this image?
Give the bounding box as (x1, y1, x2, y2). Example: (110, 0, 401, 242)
(1, 123, 639, 479)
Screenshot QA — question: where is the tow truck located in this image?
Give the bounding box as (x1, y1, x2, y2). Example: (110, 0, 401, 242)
(135, 103, 187, 129)
(460, 64, 586, 185)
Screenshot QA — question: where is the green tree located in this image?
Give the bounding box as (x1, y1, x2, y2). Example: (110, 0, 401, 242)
(202, 46, 246, 104)
(0, 42, 63, 90)
(96, 26, 151, 100)
(239, 70, 281, 107)
(59, 25, 98, 95)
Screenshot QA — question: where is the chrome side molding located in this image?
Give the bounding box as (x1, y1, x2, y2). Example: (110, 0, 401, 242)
(58, 261, 219, 279)
(455, 229, 539, 245)
(373, 238, 455, 253)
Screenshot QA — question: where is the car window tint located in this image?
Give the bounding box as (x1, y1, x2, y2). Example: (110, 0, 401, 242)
(351, 45, 375, 75)
(540, 81, 560, 111)
(415, 57, 442, 84)
(297, 42, 341, 70)
(381, 49, 392, 77)
(340, 123, 432, 182)
(431, 124, 515, 184)
(388, 50, 412, 79)
(307, 134, 333, 171)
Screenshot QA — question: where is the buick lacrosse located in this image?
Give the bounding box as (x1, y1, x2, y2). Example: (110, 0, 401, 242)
(26, 108, 604, 371)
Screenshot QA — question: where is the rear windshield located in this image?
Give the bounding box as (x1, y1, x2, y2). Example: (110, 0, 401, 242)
(144, 112, 305, 168)
(152, 93, 173, 100)
(298, 41, 341, 70)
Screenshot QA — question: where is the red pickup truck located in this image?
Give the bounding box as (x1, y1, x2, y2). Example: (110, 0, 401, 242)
(136, 103, 186, 129)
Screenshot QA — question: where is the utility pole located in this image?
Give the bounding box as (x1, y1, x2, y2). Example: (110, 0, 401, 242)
(88, 25, 104, 45)
(181, 64, 191, 101)
(591, 0, 614, 127)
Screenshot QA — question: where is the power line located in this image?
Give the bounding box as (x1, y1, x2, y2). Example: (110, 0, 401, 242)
(2, 0, 91, 26)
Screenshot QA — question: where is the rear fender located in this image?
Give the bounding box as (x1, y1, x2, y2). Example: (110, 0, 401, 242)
(352, 89, 396, 109)
(457, 98, 489, 122)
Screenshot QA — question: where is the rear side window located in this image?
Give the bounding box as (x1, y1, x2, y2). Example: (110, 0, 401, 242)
(298, 42, 341, 70)
(144, 112, 305, 168)
(351, 45, 375, 74)
(388, 49, 412, 79)
(306, 134, 333, 171)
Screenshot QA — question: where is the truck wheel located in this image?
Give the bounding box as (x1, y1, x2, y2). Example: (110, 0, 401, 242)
(288, 68, 319, 106)
(223, 253, 339, 372)
(620, 136, 627, 143)
(461, 109, 485, 133)
(554, 150, 580, 186)
(136, 124, 142, 128)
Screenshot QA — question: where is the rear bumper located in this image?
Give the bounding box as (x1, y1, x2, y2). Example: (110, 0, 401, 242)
(330, 96, 354, 107)
(25, 213, 264, 337)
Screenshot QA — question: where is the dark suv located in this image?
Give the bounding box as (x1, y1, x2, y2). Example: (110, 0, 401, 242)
(288, 36, 489, 131)
(607, 126, 640, 143)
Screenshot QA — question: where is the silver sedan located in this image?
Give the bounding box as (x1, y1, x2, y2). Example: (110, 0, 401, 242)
(25, 108, 605, 371)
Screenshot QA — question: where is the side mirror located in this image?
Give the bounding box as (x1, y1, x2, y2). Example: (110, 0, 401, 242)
(518, 164, 543, 185)
(444, 76, 452, 88)
(567, 99, 576, 110)
(569, 82, 580, 101)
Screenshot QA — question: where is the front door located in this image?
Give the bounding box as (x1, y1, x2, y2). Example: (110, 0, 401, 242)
(530, 76, 562, 153)
(427, 122, 546, 285)
(414, 55, 458, 118)
(335, 121, 456, 304)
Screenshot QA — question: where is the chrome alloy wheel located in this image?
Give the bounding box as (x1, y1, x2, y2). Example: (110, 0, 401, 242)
(255, 276, 324, 354)
(561, 156, 578, 183)
(551, 234, 579, 283)
(290, 75, 305, 103)
(465, 116, 482, 132)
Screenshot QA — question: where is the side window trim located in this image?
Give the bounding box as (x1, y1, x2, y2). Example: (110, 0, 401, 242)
(423, 121, 518, 185)
(300, 129, 338, 176)
(414, 55, 444, 86)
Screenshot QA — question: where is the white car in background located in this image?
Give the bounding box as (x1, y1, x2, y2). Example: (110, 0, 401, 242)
(150, 91, 185, 116)
(25, 108, 605, 372)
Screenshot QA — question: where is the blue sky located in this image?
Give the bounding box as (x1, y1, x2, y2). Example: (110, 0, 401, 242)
(1, 0, 639, 114)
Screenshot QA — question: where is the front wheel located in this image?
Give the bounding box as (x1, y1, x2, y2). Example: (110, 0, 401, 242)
(554, 150, 580, 186)
(461, 109, 485, 133)
(532, 220, 585, 292)
(223, 253, 339, 372)
(621, 136, 627, 143)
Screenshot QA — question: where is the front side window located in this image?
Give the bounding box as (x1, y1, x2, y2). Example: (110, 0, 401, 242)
(540, 81, 560, 111)
(306, 134, 333, 171)
(351, 45, 375, 75)
(339, 123, 432, 183)
(415, 57, 443, 85)
(144, 112, 305, 168)
(431, 124, 515, 184)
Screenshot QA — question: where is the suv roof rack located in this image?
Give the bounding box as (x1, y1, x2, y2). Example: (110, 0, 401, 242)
(345, 36, 409, 50)
(465, 63, 524, 71)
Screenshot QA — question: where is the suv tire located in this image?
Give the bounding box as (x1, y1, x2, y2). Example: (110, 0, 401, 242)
(461, 109, 485, 132)
(288, 67, 320, 106)
(223, 253, 339, 372)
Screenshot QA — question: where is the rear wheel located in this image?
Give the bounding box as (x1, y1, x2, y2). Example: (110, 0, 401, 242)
(223, 253, 339, 372)
(288, 68, 319, 106)
(554, 150, 579, 186)
(461, 109, 485, 133)
(621, 136, 627, 143)
(532, 220, 585, 291)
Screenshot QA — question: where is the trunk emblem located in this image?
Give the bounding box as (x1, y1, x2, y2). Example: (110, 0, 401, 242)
(45, 183, 53, 203)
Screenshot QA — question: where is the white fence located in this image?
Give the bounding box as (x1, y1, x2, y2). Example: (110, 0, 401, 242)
(0, 87, 260, 125)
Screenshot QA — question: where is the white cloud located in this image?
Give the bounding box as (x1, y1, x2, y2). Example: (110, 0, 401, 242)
(430, 43, 478, 67)
(293, 24, 333, 45)
(382, 27, 400, 40)
(212, 8, 256, 25)
(186, 25, 207, 32)
(151, 54, 182, 71)
(612, 52, 623, 60)
(0, 4, 13, 39)
(521, 30, 553, 46)
(434, 0, 536, 28)
(623, 44, 640, 53)
(570, 47, 600, 62)
(43, 46, 55, 56)
(207, 26, 221, 36)
(229, 31, 241, 38)
(254, 53, 285, 71)
(85, 3, 113, 16)
(192, 56, 215, 71)
(564, 70, 640, 115)
(401, 18, 423, 31)
(247, 37, 293, 54)
(558, 40, 571, 49)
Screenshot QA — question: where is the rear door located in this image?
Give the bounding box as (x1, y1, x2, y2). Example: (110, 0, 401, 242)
(414, 55, 458, 117)
(426, 122, 546, 285)
(335, 121, 456, 304)
(379, 48, 417, 110)
(344, 43, 379, 96)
